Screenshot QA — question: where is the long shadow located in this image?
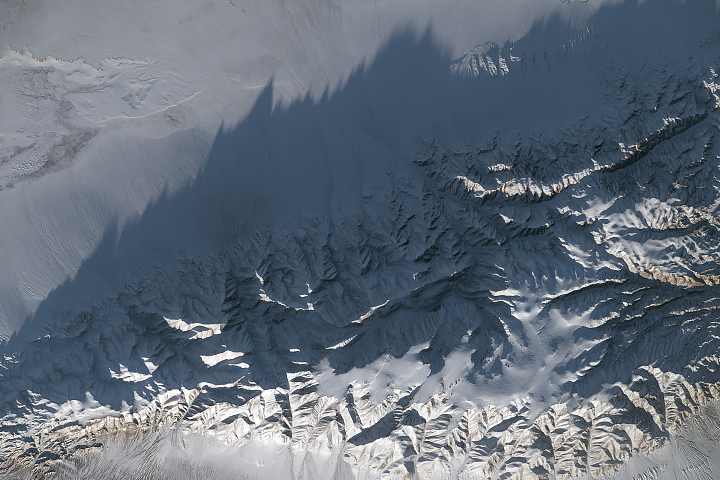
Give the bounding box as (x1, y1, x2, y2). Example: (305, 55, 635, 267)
(1, 0, 719, 418)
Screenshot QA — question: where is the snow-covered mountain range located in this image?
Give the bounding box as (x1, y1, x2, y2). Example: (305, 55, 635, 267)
(2, 0, 720, 478)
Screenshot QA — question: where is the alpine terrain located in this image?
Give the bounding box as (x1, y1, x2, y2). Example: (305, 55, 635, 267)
(2, 0, 720, 479)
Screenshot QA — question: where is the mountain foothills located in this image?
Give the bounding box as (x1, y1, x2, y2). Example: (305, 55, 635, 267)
(1, 0, 720, 479)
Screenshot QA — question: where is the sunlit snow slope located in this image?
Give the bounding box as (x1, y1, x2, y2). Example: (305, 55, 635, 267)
(2, 0, 720, 479)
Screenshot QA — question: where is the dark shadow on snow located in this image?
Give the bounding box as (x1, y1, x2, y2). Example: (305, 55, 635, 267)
(1, 0, 719, 415)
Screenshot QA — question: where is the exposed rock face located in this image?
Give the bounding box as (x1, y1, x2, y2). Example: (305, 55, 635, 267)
(2, 1, 720, 478)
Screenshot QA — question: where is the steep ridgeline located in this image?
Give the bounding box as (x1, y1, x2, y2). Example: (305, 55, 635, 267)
(2, 1, 720, 479)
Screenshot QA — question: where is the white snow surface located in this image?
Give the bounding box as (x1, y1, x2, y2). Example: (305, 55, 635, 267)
(2, 0, 720, 478)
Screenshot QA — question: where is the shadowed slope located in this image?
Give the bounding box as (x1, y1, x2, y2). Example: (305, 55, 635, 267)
(2, 1, 720, 478)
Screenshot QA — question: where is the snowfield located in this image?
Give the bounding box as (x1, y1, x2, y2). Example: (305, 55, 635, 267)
(2, 0, 720, 478)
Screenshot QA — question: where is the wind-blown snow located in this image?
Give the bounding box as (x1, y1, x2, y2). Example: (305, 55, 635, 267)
(2, 0, 720, 478)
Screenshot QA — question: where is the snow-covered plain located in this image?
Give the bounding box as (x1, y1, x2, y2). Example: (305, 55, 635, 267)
(2, 0, 720, 478)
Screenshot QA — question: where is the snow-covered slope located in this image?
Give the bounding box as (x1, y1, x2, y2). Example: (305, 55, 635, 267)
(2, 0, 720, 478)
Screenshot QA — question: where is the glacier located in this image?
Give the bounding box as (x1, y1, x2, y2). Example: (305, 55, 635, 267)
(2, 0, 720, 478)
